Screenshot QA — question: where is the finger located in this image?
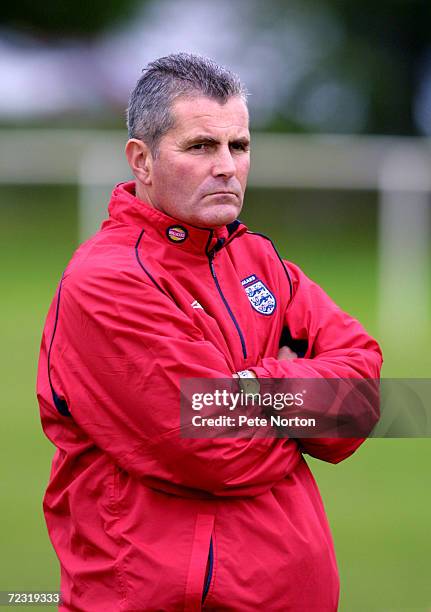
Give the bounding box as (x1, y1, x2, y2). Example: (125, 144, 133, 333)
(278, 346, 298, 361)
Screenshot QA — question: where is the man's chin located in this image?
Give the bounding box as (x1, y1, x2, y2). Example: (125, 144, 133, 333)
(193, 203, 241, 228)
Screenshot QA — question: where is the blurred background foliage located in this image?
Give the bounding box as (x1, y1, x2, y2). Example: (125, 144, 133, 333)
(1, 0, 431, 135)
(0, 0, 144, 37)
(1, 1, 430, 610)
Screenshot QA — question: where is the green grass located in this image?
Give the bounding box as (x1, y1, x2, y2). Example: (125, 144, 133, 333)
(0, 185, 430, 611)
(0, 186, 77, 608)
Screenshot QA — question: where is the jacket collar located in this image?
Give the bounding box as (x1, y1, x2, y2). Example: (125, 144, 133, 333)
(107, 181, 247, 255)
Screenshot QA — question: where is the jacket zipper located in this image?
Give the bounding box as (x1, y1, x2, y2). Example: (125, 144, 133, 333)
(202, 537, 214, 604)
(208, 249, 247, 359)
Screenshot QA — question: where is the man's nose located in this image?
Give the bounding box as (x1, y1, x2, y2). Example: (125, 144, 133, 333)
(212, 146, 236, 178)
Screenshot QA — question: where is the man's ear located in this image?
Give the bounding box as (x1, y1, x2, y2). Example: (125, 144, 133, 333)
(125, 139, 153, 185)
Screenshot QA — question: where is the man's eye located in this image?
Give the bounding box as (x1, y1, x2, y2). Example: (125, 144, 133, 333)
(231, 143, 249, 151)
(189, 143, 207, 150)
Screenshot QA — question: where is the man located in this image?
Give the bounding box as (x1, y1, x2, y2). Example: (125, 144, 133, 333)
(37, 53, 382, 611)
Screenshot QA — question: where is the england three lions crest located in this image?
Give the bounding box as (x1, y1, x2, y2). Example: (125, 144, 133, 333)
(241, 274, 276, 316)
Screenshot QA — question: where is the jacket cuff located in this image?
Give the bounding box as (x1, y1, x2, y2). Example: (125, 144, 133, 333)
(248, 365, 272, 379)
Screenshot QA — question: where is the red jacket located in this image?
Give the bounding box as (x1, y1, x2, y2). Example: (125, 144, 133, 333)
(37, 181, 382, 611)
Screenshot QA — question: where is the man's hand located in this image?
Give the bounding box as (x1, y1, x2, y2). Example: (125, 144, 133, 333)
(277, 345, 298, 361)
(233, 346, 297, 378)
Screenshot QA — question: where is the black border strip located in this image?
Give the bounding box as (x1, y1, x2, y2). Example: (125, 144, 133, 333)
(246, 231, 293, 300)
(208, 252, 247, 359)
(202, 537, 214, 603)
(47, 273, 71, 417)
(135, 229, 165, 292)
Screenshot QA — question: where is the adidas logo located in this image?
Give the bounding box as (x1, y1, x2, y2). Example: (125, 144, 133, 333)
(191, 300, 204, 310)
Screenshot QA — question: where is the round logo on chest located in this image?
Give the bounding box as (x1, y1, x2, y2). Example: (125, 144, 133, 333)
(166, 225, 188, 243)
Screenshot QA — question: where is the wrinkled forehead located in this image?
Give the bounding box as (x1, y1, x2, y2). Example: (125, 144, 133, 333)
(169, 95, 250, 138)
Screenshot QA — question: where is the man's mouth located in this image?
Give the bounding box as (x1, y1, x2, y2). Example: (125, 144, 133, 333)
(205, 191, 238, 197)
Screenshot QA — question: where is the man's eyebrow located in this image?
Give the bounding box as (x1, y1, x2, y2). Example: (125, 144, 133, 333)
(181, 134, 250, 147)
(181, 134, 219, 146)
(231, 136, 250, 147)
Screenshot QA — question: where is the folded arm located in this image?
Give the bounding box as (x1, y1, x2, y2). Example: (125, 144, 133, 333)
(47, 265, 301, 497)
(249, 261, 383, 463)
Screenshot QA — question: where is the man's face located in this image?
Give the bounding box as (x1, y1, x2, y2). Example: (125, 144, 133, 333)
(147, 95, 250, 228)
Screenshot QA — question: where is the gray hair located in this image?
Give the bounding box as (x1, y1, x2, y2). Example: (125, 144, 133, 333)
(127, 52, 248, 155)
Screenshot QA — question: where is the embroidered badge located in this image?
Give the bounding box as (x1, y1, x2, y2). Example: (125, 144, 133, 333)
(241, 274, 276, 316)
(166, 225, 188, 243)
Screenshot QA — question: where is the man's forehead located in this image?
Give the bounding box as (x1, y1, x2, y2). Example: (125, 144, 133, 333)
(171, 95, 249, 135)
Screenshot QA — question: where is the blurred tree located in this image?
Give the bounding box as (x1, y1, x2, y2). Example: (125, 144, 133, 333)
(264, 0, 431, 135)
(326, 0, 431, 134)
(1, 0, 430, 136)
(0, 0, 147, 37)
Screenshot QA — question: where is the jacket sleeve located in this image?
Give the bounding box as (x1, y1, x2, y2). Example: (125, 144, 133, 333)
(48, 266, 301, 498)
(250, 261, 383, 464)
